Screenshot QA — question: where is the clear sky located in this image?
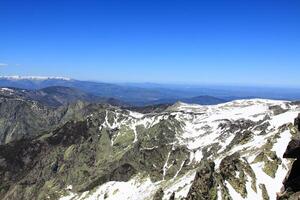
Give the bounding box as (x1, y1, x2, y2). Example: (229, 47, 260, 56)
(0, 0, 299, 87)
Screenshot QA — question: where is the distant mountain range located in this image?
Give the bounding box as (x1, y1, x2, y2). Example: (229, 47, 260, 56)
(0, 76, 299, 106)
(0, 76, 182, 105)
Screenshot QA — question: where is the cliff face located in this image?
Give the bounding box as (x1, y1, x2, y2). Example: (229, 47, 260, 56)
(279, 114, 300, 199)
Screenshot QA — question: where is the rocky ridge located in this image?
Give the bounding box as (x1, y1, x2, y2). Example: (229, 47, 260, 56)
(0, 86, 125, 144)
(0, 99, 299, 200)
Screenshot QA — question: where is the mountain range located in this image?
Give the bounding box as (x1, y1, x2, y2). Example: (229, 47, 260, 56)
(0, 87, 300, 199)
(0, 76, 185, 105)
(1, 76, 300, 106)
(1, 76, 300, 199)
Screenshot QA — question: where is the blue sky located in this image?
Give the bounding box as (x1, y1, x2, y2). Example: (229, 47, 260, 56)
(0, 0, 299, 87)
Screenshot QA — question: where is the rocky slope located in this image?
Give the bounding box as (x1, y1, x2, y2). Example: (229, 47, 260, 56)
(0, 86, 123, 107)
(0, 91, 62, 144)
(0, 86, 126, 144)
(0, 99, 299, 200)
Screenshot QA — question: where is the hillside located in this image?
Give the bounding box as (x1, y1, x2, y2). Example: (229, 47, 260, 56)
(0, 99, 299, 199)
(0, 87, 125, 144)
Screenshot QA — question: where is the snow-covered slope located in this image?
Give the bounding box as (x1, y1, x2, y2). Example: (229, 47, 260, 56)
(58, 99, 300, 200)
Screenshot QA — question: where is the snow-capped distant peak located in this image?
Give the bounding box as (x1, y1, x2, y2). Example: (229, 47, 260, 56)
(0, 75, 72, 81)
(0, 87, 14, 92)
(171, 98, 289, 111)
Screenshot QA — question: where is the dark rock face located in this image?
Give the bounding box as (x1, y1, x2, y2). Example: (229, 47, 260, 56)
(186, 160, 217, 200)
(294, 113, 300, 131)
(219, 152, 258, 198)
(279, 113, 300, 199)
(225, 130, 253, 151)
(283, 159, 300, 192)
(283, 139, 300, 159)
(169, 192, 175, 200)
(153, 188, 164, 200)
(110, 163, 136, 182)
(219, 119, 256, 133)
(269, 105, 288, 115)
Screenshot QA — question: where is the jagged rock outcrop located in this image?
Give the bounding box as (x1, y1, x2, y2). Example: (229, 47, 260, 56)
(278, 113, 300, 200)
(283, 139, 300, 159)
(153, 188, 164, 200)
(294, 113, 300, 131)
(169, 192, 175, 200)
(186, 160, 217, 200)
